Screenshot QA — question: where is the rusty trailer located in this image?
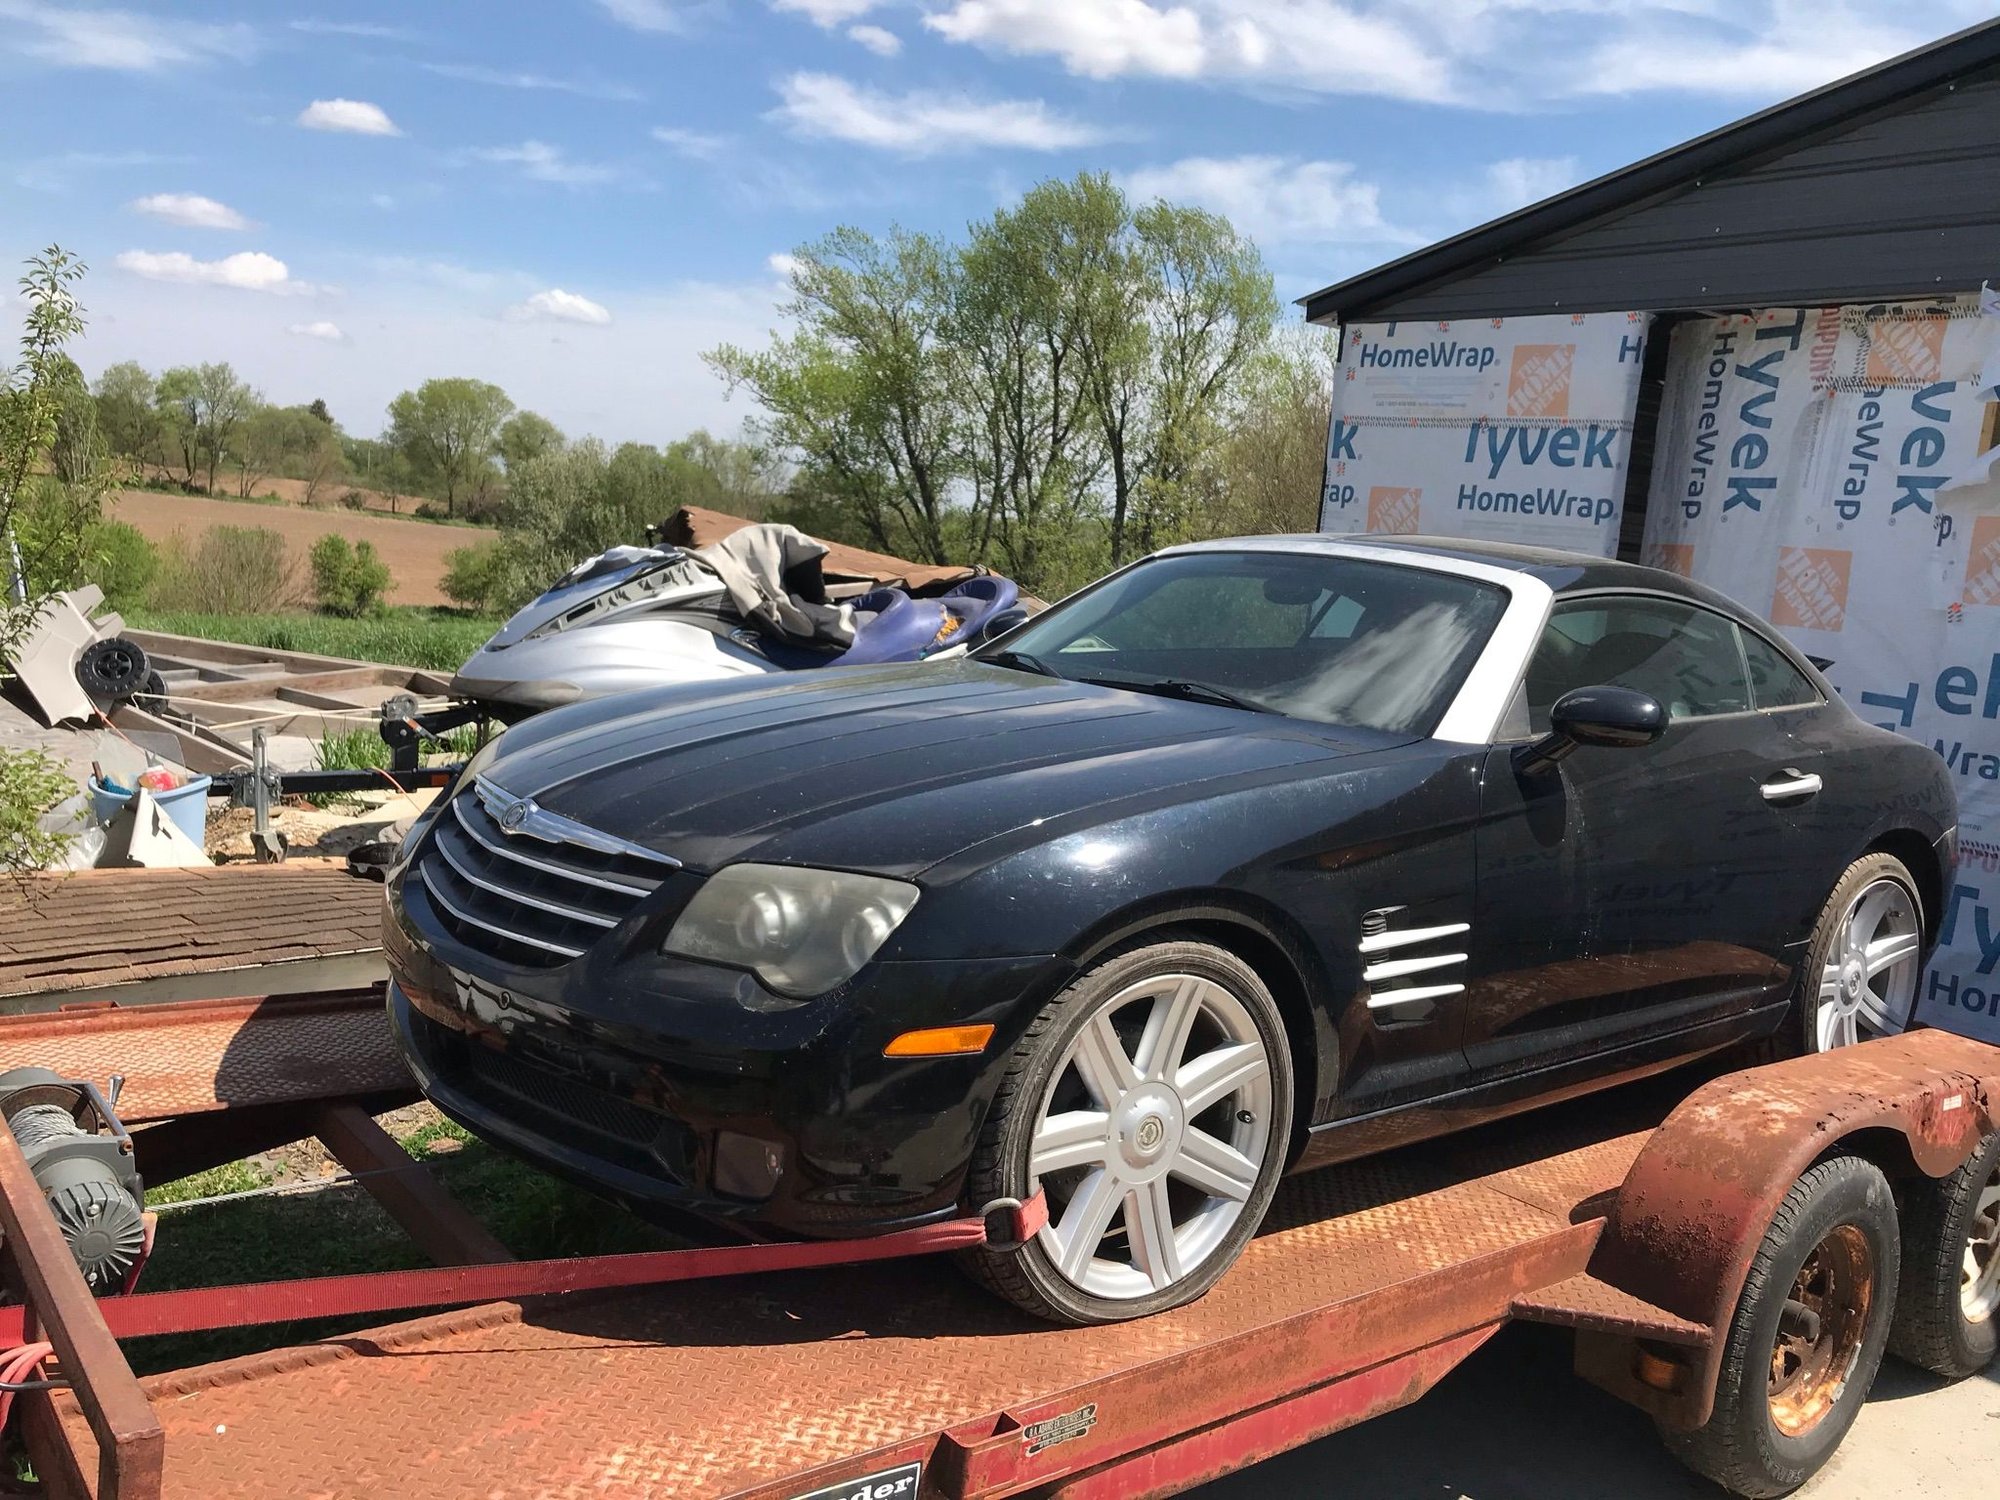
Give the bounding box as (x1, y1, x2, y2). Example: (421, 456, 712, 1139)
(0, 988, 1991, 1500)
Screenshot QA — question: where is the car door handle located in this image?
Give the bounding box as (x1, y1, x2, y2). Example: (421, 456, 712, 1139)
(1761, 769, 1823, 801)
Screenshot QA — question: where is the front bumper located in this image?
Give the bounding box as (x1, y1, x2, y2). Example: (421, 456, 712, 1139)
(385, 873, 1070, 1239)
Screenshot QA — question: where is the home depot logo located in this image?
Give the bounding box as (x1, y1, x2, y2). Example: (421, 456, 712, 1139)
(1506, 344, 1574, 419)
(1864, 317, 1946, 386)
(1771, 546, 1852, 632)
(1644, 542, 1695, 577)
(1964, 516, 2000, 606)
(1368, 486, 1421, 535)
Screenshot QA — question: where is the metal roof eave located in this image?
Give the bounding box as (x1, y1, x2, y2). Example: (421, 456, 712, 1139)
(1299, 16, 2000, 326)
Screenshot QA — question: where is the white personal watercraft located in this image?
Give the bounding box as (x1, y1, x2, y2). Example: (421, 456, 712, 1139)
(446, 522, 1024, 719)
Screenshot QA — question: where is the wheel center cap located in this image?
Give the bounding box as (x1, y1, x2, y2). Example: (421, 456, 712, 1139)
(1842, 962, 1865, 1001)
(1114, 1085, 1183, 1176)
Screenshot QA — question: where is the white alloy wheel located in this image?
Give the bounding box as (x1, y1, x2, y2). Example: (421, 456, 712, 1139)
(1814, 877, 1922, 1051)
(1029, 972, 1274, 1301)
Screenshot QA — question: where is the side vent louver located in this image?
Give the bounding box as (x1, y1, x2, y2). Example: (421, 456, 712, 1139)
(1359, 908, 1469, 1021)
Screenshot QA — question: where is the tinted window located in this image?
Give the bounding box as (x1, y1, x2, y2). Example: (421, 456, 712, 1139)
(1524, 597, 1750, 731)
(1742, 628, 1822, 709)
(990, 551, 1509, 736)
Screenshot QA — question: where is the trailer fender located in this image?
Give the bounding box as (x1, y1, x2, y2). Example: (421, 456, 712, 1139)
(1584, 1029, 1998, 1430)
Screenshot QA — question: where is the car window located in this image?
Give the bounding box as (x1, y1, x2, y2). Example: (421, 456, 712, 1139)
(1741, 628, 1822, 709)
(986, 551, 1510, 736)
(1524, 596, 1751, 732)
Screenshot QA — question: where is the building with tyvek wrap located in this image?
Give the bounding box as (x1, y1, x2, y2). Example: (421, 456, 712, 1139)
(1303, 18, 2000, 1044)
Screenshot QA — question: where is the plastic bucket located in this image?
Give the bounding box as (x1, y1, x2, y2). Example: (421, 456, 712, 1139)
(88, 775, 212, 848)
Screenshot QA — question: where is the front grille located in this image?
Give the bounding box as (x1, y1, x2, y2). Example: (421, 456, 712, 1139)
(461, 1044, 665, 1148)
(416, 784, 678, 968)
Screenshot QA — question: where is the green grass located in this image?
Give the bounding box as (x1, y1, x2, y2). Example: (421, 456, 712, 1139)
(130, 1117, 677, 1374)
(124, 606, 505, 671)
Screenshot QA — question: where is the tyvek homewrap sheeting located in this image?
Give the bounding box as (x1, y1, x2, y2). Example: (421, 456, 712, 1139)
(1640, 295, 2000, 1044)
(1318, 311, 1652, 555)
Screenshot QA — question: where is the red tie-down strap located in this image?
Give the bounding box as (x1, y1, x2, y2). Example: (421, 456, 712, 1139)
(0, 1192, 1048, 1346)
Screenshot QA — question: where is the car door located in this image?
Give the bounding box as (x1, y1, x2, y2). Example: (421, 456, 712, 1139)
(1463, 592, 1829, 1080)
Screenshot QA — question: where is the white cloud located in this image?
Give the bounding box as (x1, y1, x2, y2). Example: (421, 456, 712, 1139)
(289, 19, 417, 40)
(421, 62, 643, 102)
(1483, 156, 1581, 212)
(772, 0, 881, 25)
(768, 252, 802, 279)
(918, 0, 1940, 107)
(508, 289, 613, 326)
(652, 126, 728, 160)
(473, 141, 620, 187)
(288, 320, 347, 342)
(597, 0, 683, 32)
(772, 72, 1107, 155)
(114, 250, 317, 296)
(1121, 154, 1413, 246)
(847, 23, 902, 55)
(0, 1, 256, 71)
(128, 192, 251, 231)
(298, 98, 401, 136)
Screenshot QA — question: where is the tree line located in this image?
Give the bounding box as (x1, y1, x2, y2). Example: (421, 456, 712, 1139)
(710, 171, 1334, 599)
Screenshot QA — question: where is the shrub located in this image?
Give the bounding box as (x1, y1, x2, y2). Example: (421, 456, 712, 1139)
(440, 539, 529, 614)
(338, 489, 369, 511)
(83, 520, 158, 609)
(148, 525, 301, 614)
(0, 747, 75, 874)
(310, 534, 393, 618)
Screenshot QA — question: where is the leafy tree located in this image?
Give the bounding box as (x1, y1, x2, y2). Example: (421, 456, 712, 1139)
(153, 361, 252, 492)
(235, 402, 286, 498)
(498, 410, 564, 471)
(92, 361, 160, 468)
(49, 368, 104, 486)
(1, 247, 101, 659)
(81, 520, 158, 609)
(385, 377, 514, 517)
(310, 534, 392, 618)
(153, 367, 203, 487)
(663, 428, 787, 518)
(306, 397, 333, 425)
(710, 227, 966, 565)
(288, 407, 346, 504)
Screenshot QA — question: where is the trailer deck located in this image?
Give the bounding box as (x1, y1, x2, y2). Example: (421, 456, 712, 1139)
(0, 990, 1991, 1500)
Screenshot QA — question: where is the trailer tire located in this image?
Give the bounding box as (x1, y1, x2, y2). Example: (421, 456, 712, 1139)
(1889, 1130, 2000, 1380)
(1660, 1155, 1899, 1499)
(959, 935, 1291, 1326)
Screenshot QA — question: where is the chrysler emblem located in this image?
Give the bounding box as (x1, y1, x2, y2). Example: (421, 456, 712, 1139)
(497, 796, 533, 832)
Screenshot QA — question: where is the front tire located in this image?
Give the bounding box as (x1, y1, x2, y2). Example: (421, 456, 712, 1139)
(961, 937, 1293, 1325)
(1798, 855, 1924, 1054)
(1660, 1155, 1899, 1498)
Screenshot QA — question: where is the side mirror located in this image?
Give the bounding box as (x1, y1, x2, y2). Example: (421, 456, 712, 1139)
(1515, 684, 1665, 775)
(980, 605, 1030, 643)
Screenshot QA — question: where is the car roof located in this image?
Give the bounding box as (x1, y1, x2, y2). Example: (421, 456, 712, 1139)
(1160, 533, 1737, 610)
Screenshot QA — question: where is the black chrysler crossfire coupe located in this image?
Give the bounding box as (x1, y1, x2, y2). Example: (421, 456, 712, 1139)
(384, 535, 1957, 1323)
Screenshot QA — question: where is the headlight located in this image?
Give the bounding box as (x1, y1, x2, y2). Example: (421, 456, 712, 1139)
(663, 864, 920, 998)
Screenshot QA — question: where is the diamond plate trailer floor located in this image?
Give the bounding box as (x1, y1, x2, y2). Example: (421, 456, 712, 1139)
(2, 1004, 1994, 1500)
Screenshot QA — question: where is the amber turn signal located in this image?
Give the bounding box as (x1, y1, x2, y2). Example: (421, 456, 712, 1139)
(883, 1023, 996, 1058)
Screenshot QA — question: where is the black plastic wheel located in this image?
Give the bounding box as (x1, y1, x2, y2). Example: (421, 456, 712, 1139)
(1660, 1155, 1899, 1498)
(74, 636, 151, 701)
(1890, 1130, 2000, 1379)
(132, 670, 168, 716)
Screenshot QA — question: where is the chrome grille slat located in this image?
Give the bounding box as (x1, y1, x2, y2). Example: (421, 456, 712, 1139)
(420, 863, 586, 959)
(452, 798, 656, 897)
(432, 831, 620, 929)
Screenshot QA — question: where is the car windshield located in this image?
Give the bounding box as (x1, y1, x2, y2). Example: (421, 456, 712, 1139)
(981, 550, 1510, 736)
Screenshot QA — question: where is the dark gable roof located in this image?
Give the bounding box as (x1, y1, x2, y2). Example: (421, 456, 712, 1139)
(1301, 18, 2000, 326)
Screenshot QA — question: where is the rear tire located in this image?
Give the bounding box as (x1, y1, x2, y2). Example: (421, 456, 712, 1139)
(1889, 1131, 2000, 1379)
(960, 936, 1292, 1325)
(1659, 1155, 1899, 1498)
(1795, 855, 1923, 1055)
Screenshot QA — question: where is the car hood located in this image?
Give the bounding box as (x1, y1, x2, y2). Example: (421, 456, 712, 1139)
(473, 661, 1409, 877)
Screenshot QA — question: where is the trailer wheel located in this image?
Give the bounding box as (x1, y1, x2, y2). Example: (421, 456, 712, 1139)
(960, 936, 1292, 1325)
(1889, 1130, 2000, 1379)
(1661, 1155, 1899, 1499)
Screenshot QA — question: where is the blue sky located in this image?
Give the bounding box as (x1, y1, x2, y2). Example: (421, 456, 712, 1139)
(3, 0, 1991, 444)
